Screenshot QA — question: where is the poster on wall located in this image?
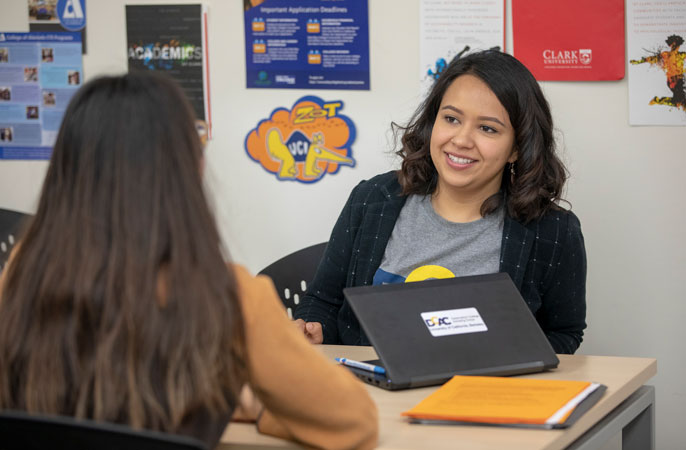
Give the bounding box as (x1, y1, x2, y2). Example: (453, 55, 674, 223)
(512, 0, 624, 81)
(244, 96, 356, 183)
(628, 0, 686, 126)
(28, 0, 87, 54)
(0, 32, 83, 160)
(244, 0, 370, 90)
(419, 0, 505, 97)
(126, 4, 212, 137)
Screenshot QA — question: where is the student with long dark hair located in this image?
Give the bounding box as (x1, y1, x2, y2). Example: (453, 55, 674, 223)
(0, 72, 377, 449)
(294, 50, 587, 355)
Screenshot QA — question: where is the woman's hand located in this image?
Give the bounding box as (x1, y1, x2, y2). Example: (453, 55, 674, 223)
(231, 385, 263, 423)
(293, 319, 323, 344)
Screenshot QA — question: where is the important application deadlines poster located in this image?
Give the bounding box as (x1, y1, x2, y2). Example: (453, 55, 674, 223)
(244, 0, 370, 90)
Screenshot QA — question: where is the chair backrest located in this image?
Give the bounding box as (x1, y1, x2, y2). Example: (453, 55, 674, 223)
(258, 242, 327, 318)
(0, 208, 30, 273)
(0, 410, 208, 450)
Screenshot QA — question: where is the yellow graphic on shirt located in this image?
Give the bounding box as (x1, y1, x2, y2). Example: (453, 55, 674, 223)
(405, 265, 455, 283)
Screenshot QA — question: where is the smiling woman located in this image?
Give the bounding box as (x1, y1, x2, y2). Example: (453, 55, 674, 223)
(294, 50, 587, 356)
(397, 50, 566, 224)
(428, 74, 517, 223)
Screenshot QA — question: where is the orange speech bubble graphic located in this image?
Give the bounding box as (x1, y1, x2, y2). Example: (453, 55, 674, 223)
(245, 96, 356, 183)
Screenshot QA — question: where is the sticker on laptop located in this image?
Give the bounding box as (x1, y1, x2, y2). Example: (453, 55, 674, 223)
(421, 308, 488, 337)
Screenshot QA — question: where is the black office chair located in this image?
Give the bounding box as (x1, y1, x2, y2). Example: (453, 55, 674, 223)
(0, 410, 208, 450)
(0, 208, 30, 273)
(258, 242, 327, 318)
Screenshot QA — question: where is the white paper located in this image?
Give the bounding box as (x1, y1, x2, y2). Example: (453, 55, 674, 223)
(546, 382, 601, 425)
(627, 0, 686, 126)
(419, 0, 505, 97)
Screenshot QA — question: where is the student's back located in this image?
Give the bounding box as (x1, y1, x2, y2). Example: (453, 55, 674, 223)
(0, 72, 377, 449)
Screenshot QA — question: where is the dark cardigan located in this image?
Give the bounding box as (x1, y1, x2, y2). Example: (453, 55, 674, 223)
(294, 171, 587, 354)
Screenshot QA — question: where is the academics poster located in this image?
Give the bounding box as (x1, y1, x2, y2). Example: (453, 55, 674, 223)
(628, 0, 686, 126)
(244, 0, 370, 90)
(0, 32, 83, 160)
(419, 0, 505, 96)
(126, 4, 211, 134)
(28, 0, 87, 54)
(512, 0, 624, 81)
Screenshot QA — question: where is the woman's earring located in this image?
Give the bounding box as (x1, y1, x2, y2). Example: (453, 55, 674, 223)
(509, 162, 516, 183)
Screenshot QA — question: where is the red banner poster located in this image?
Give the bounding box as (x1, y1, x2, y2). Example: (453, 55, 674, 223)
(512, 0, 625, 81)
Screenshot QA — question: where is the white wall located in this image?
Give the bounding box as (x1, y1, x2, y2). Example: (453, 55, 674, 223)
(1, 1, 684, 448)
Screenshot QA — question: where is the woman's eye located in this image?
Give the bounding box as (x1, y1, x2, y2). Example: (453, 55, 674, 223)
(480, 125, 497, 133)
(445, 115, 459, 124)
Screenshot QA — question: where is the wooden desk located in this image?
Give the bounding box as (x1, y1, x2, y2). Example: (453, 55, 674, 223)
(220, 346, 656, 450)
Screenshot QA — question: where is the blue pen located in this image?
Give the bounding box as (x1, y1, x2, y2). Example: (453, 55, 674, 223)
(335, 357, 386, 375)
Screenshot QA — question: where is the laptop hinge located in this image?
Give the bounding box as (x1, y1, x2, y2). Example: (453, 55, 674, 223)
(456, 361, 547, 377)
(409, 361, 547, 386)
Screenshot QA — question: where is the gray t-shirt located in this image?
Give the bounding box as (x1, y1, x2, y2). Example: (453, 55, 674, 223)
(373, 194, 504, 285)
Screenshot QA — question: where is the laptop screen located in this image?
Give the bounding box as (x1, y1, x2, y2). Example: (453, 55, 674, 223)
(344, 273, 558, 385)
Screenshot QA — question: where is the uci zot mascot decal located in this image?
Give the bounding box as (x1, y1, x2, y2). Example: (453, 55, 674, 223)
(245, 96, 356, 183)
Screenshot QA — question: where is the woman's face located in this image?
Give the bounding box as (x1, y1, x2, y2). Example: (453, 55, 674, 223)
(429, 74, 516, 201)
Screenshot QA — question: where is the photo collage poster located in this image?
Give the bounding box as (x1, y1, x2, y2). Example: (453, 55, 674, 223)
(0, 32, 83, 160)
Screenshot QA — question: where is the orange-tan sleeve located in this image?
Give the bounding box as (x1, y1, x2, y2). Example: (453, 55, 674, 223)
(231, 264, 378, 450)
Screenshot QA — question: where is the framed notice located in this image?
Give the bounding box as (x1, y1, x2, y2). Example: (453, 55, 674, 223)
(244, 0, 370, 90)
(0, 32, 83, 160)
(126, 4, 212, 136)
(512, 0, 625, 81)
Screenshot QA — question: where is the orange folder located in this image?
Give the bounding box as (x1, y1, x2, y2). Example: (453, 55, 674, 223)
(402, 376, 602, 428)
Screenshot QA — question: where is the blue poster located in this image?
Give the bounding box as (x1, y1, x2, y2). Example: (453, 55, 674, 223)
(244, 0, 369, 90)
(29, 0, 87, 54)
(0, 32, 83, 160)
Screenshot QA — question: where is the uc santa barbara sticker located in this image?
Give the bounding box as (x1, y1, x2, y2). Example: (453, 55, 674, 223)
(245, 96, 356, 183)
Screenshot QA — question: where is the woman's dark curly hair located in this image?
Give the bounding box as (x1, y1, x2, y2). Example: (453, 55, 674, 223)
(395, 50, 568, 223)
(666, 34, 684, 47)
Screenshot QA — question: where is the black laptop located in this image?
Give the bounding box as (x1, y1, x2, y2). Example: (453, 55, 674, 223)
(342, 273, 559, 390)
